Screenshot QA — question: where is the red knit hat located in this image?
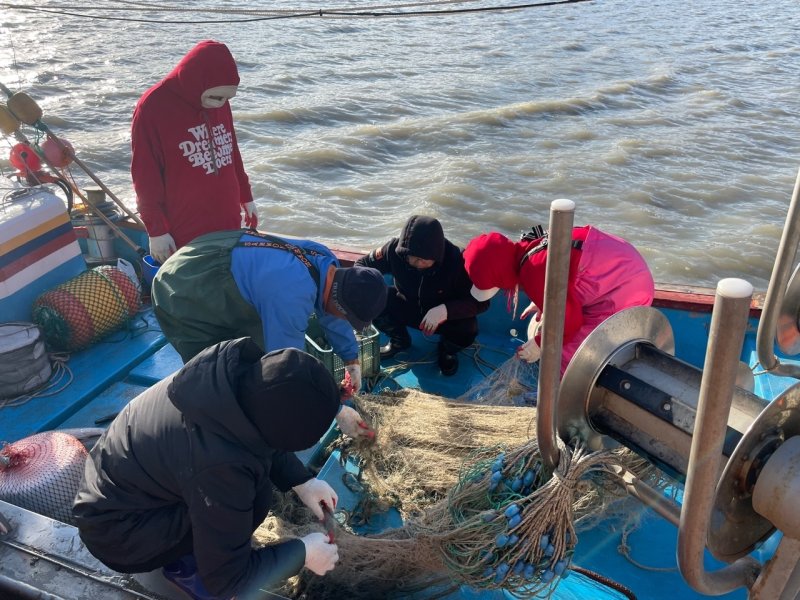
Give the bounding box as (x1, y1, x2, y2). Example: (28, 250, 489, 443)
(463, 233, 520, 292)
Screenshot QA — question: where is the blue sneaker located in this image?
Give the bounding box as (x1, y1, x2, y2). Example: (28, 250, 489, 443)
(162, 554, 229, 600)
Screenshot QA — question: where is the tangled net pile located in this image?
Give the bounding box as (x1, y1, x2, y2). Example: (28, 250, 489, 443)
(332, 389, 538, 518)
(255, 361, 664, 599)
(456, 356, 540, 407)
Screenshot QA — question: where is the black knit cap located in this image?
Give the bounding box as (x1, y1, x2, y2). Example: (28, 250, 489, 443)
(330, 266, 388, 331)
(238, 348, 340, 451)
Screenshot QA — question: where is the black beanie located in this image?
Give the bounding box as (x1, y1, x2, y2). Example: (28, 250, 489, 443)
(330, 266, 388, 331)
(238, 348, 340, 451)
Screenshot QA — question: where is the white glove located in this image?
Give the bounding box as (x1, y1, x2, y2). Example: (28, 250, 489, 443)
(344, 362, 361, 393)
(520, 302, 540, 320)
(335, 405, 374, 440)
(420, 304, 448, 334)
(517, 337, 541, 363)
(300, 532, 339, 576)
(292, 478, 338, 520)
(148, 233, 176, 264)
(243, 201, 258, 229)
(517, 317, 542, 363)
(526, 313, 543, 339)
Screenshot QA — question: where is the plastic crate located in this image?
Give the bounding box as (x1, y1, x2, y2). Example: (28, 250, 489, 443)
(304, 316, 381, 383)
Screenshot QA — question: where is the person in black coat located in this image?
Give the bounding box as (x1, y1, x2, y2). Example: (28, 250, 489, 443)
(355, 215, 490, 376)
(73, 338, 342, 600)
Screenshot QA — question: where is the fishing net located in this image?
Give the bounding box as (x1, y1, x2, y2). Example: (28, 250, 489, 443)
(0, 431, 88, 524)
(331, 389, 538, 518)
(254, 384, 664, 600)
(32, 265, 141, 352)
(456, 357, 539, 407)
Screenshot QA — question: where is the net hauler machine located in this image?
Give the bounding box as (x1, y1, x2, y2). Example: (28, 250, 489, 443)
(537, 183, 800, 599)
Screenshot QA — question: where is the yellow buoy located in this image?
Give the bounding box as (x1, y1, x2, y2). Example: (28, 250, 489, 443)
(7, 92, 43, 126)
(0, 105, 19, 135)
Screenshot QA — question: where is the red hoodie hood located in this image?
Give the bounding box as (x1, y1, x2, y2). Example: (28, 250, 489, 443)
(162, 40, 240, 110)
(463, 232, 522, 290)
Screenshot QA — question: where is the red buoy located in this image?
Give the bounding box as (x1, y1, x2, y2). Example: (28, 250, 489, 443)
(41, 137, 74, 168)
(9, 142, 42, 173)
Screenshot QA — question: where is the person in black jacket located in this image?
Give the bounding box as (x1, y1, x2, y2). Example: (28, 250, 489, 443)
(73, 338, 343, 600)
(356, 215, 490, 376)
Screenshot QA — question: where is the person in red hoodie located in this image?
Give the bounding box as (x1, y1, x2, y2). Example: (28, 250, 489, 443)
(463, 225, 654, 376)
(131, 40, 258, 263)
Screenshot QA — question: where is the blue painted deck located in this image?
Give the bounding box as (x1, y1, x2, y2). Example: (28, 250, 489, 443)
(2, 294, 796, 600)
(324, 301, 757, 600)
(0, 311, 166, 443)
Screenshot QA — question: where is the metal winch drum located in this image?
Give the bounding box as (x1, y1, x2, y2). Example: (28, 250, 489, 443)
(557, 306, 800, 563)
(532, 191, 800, 597)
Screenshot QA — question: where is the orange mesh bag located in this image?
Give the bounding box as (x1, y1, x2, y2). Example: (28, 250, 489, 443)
(32, 266, 141, 352)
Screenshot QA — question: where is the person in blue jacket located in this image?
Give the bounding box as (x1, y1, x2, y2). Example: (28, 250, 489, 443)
(151, 229, 386, 438)
(73, 339, 343, 600)
(151, 229, 386, 383)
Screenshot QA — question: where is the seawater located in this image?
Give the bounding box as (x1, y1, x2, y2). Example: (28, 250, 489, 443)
(1, 0, 799, 289)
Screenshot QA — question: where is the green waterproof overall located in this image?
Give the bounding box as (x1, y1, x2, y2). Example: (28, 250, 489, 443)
(151, 230, 263, 363)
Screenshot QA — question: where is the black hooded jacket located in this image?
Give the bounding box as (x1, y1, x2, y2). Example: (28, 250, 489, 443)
(73, 338, 339, 598)
(356, 215, 489, 319)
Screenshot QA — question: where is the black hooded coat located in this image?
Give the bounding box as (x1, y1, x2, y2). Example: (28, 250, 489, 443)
(355, 215, 489, 320)
(72, 338, 340, 598)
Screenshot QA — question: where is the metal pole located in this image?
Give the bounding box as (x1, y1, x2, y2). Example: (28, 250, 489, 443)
(608, 465, 682, 527)
(677, 278, 761, 595)
(756, 164, 800, 378)
(537, 198, 574, 472)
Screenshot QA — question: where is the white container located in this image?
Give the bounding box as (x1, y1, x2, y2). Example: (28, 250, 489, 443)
(0, 188, 86, 322)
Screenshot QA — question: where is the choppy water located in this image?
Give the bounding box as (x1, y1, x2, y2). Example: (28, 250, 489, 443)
(1, 0, 799, 289)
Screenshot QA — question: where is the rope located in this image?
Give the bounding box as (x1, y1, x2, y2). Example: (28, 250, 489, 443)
(10, 0, 491, 14)
(617, 520, 679, 573)
(0, 354, 73, 409)
(571, 565, 638, 600)
(0, 0, 594, 24)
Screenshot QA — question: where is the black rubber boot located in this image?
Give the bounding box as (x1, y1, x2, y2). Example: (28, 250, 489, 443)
(438, 340, 460, 376)
(379, 326, 412, 359)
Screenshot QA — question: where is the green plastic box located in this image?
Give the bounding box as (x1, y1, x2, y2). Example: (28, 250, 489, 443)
(304, 315, 381, 383)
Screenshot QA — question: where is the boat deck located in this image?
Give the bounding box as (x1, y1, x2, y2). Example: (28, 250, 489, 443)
(1, 297, 795, 599)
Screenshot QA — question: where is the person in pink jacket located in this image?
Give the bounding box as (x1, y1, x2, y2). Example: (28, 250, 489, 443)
(131, 40, 258, 263)
(464, 225, 654, 376)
